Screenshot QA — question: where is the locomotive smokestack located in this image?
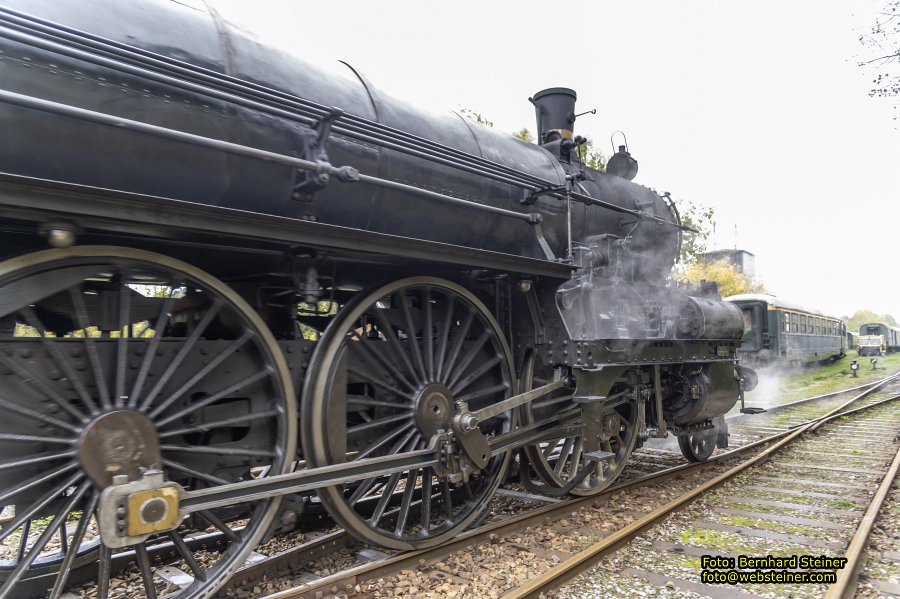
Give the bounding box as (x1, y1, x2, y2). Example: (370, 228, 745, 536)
(530, 87, 577, 144)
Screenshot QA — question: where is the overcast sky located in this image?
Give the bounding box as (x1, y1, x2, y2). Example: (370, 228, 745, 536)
(213, 0, 899, 320)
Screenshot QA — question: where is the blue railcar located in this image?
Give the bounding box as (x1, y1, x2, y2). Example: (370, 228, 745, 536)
(726, 294, 846, 366)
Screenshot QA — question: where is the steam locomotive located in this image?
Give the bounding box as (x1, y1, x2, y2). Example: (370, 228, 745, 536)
(0, 1, 755, 596)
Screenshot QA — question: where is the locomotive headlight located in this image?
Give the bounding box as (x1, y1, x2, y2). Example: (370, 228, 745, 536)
(39, 221, 80, 248)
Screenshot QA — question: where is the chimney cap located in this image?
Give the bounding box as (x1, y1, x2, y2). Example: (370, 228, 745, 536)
(532, 87, 577, 101)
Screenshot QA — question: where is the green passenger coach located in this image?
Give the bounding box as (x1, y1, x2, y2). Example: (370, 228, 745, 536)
(725, 294, 846, 366)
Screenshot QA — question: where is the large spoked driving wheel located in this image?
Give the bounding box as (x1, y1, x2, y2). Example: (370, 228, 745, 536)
(521, 353, 638, 495)
(0, 247, 295, 599)
(302, 278, 514, 549)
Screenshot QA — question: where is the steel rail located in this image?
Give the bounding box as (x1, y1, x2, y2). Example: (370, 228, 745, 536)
(225, 378, 899, 599)
(504, 381, 900, 598)
(823, 442, 900, 599)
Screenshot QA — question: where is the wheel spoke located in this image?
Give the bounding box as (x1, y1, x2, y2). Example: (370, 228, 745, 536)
(399, 293, 427, 382)
(48, 492, 98, 599)
(348, 334, 416, 393)
(168, 530, 207, 581)
(554, 437, 575, 476)
(97, 543, 112, 599)
(440, 310, 474, 385)
(347, 413, 413, 436)
(353, 422, 414, 461)
(160, 444, 274, 458)
(371, 309, 423, 386)
(0, 480, 90, 596)
(368, 472, 401, 525)
(69, 287, 112, 410)
(0, 394, 81, 433)
(434, 295, 455, 381)
(155, 368, 273, 427)
(138, 297, 224, 412)
(542, 439, 563, 460)
(114, 274, 131, 408)
(347, 396, 409, 410)
(162, 458, 230, 486)
(129, 292, 177, 408)
(424, 289, 434, 380)
(20, 307, 99, 414)
(0, 450, 76, 473)
(134, 542, 158, 599)
(0, 471, 83, 542)
(0, 432, 75, 444)
(0, 354, 88, 424)
(148, 328, 254, 419)
(569, 437, 583, 476)
(0, 461, 78, 505)
(197, 510, 240, 542)
(394, 468, 418, 534)
(421, 468, 433, 532)
(347, 364, 412, 400)
(449, 354, 502, 395)
(348, 476, 380, 506)
(446, 330, 492, 390)
(16, 519, 30, 562)
(159, 409, 279, 438)
(441, 481, 453, 518)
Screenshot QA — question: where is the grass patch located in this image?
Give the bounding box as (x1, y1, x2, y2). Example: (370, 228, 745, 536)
(715, 514, 825, 537)
(743, 353, 900, 408)
(830, 499, 861, 510)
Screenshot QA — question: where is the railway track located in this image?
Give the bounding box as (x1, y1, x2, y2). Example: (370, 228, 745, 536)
(512, 383, 900, 598)
(202, 373, 900, 599)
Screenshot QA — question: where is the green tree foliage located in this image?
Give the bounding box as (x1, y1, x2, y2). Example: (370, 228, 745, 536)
(859, 0, 900, 113)
(458, 108, 494, 128)
(844, 309, 898, 331)
(677, 200, 716, 264)
(677, 259, 765, 298)
(575, 138, 606, 171)
(513, 127, 534, 142)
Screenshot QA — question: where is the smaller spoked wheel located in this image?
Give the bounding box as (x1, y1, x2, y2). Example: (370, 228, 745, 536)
(521, 353, 639, 495)
(0, 247, 296, 599)
(302, 278, 514, 549)
(678, 429, 717, 462)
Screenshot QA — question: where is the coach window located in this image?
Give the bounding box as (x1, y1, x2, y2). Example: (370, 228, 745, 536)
(784, 313, 790, 333)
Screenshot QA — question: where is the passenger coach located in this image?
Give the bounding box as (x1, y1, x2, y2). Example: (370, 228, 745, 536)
(725, 294, 846, 366)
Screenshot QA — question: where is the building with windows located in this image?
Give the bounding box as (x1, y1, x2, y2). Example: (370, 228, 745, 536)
(700, 249, 755, 277)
